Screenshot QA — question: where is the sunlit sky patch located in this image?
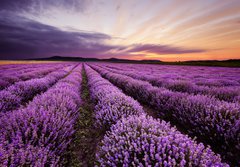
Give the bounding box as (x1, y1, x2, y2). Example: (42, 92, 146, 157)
(0, 0, 240, 61)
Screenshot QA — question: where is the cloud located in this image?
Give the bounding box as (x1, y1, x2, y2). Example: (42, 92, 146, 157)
(0, 14, 117, 59)
(127, 44, 205, 55)
(0, 0, 90, 14)
(0, 11, 207, 60)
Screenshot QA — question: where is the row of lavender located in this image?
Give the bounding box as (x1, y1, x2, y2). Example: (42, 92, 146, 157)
(0, 64, 83, 166)
(0, 63, 56, 70)
(101, 63, 240, 102)
(0, 62, 70, 72)
(0, 64, 76, 113)
(0, 63, 73, 90)
(104, 63, 240, 87)
(85, 65, 228, 166)
(0, 63, 47, 72)
(90, 64, 240, 165)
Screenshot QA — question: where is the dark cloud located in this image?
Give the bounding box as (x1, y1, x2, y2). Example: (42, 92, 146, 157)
(0, 14, 117, 59)
(0, 0, 90, 14)
(128, 44, 205, 55)
(116, 5, 121, 11)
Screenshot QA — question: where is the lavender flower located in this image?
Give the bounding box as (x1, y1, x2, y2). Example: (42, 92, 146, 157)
(0, 65, 82, 166)
(85, 65, 144, 129)
(90, 64, 240, 165)
(0, 65, 74, 113)
(96, 114, 228, 167)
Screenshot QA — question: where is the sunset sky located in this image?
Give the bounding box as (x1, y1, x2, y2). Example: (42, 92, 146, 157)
(0, 0, 240, 61)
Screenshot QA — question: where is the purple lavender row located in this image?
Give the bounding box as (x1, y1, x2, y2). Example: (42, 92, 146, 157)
(0, 63, 73, 75)
(0, 63, 40, 71)
(0, 65, 76, 113)
(90, 64, 240, 165)
(97, 115, 228, 166)
(0, 63, 61, 74)
(85, 65, 228, 166)
(0, 63, 72, 90)
(0, 63, 60, 87)
(0, 64, 82, 166)
(0, 63, 65, 77)
(0, 63, 49, 69)
(85, 64, 144, 129)
(103, 63, 240, 87)
(101, 64, 240, 101)
(0, 64, 20, 70)
(101, 64, 240, 102)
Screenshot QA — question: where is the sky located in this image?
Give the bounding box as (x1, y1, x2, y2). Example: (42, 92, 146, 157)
(0, 0, 240, 61)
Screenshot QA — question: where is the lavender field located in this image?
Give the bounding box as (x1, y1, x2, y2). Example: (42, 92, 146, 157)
(0, 62, 239, 167)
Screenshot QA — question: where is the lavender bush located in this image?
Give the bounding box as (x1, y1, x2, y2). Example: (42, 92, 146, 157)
(0, 62, 238, 166)
(0, 63, 72, 90)
(100, 64, 240, 102)
(85, 65, 144, 129)
(0, 65, 82, 166)
(90, 64, 240, 165)
(96, 114, 228, 166)
(0, 65, 74, 113)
